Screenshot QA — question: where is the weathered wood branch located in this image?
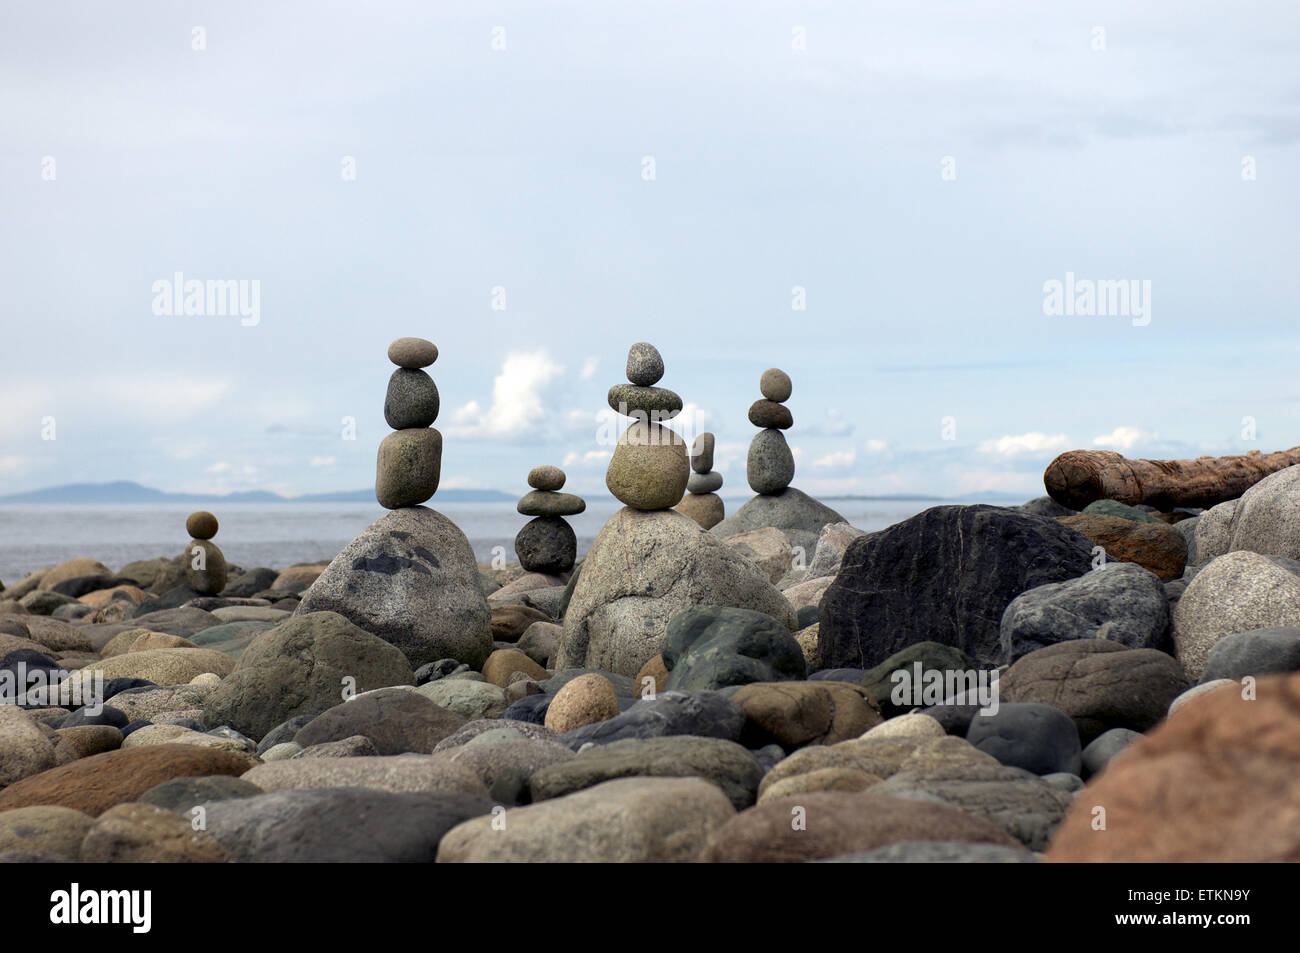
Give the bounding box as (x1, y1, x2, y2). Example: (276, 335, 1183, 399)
(1043, 447, 1300, 511)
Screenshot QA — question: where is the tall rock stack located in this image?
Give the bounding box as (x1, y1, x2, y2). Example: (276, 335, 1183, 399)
(604, 342, 690, 509)
(710, 366, 846, 554)
(183, 510, 227, 595)
(516, 465, 585, 575)
(376, 337, 442, 509)
(296, 336, 493, 669)
(747, 368, 796, 494)
(555, 344, 797, 677)
(675, 433, 725, 529)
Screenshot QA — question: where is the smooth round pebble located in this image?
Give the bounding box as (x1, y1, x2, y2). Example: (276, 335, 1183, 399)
(186, 511, 218, 541)
(388, 337, 438, 368)
(625, 342, 665, 387)
(528, 465, 566, 491)
(760, 367, 792, 402)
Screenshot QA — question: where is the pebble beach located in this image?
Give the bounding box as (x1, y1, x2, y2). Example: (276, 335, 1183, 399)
(1, 337, 1297, 865)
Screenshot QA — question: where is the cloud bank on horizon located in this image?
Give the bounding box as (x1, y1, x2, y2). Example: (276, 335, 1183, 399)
(1, 0, 1297, 500)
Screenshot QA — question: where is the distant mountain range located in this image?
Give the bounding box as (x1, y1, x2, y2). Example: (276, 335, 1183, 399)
(0, 480, 1031, 505)
(0, 480, 514, 504)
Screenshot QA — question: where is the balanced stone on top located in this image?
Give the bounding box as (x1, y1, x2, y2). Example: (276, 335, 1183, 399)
(760, 367, 792, 403)
(186, 510, 218, 541)
(528, 465, 565, 491)
(691, 433, 715, 474)
(626, 342, 665, 387)
(388, 337, 439, 369)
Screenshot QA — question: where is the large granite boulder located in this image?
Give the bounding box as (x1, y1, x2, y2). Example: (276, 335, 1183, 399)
(710, 488, 847, 557)
(555, 507, 796, 678)
(202, 611, 415, 740)
(819, 505, 1094, 669)
(295, 506, 492, 668)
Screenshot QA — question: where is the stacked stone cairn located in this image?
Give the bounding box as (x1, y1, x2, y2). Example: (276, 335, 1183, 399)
(295, 335, 493, 668)
(376, 336, 442, 509)
(183, 510, 227, 595)
(515, 465, 585, 574)
(675, 432, 725, 529)
(747, 368, 796, 495)
(605, 342, 689, 510)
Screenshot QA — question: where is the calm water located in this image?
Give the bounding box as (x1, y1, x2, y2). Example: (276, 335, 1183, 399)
(0, 498, 1010, 581)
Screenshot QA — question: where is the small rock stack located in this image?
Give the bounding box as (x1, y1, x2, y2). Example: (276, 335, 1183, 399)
(605, 342, 689, 510)
(746, 368, 796, 495)
(183, 510, 227, 595)
(376, 337, 442, 509)
(516, 465, 585, 574)
(675, 432, 725, 529)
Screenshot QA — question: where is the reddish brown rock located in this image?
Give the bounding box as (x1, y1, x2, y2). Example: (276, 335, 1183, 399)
(481, 649, 548, 688)
(1057, 514, 1187, 580)
(490, 605, 552, 642)
(0, 744, 259, 817)
(700, 790, 1019, 862)
(732, 681, 881, 749)
(1045, 672, 1300, 861)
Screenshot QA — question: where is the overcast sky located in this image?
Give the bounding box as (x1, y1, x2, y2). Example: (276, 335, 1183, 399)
(2, 0, 1297, 500)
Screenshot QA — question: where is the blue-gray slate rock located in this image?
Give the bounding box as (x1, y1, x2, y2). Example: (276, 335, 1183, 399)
(819, 505, 1094, 669)
(999, 562, 1169, 664)
(557, 690, 745, 749)
(1200, 626, 1300, 682)
(966, 702, 1082, 776)
(662, 605, 806, 692)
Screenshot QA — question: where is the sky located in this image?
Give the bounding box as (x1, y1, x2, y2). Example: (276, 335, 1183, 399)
(1, 0, 1298, 500)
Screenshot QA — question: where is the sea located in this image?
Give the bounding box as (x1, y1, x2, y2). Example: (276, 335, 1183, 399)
(0, 498, 1019, 582)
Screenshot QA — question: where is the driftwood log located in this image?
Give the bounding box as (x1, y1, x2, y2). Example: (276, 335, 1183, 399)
(1044, 447, 1300, 511)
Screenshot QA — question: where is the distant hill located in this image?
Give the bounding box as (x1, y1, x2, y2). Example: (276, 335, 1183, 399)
(0, 480, 514, 504)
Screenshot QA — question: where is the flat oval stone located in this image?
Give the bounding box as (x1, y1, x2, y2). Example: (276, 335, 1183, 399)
(607, 384, 682, 419)
(687, 471, 723, 494)
(748, 399, 793, 430)
(626, 342, 665, 387)
(691, 433, 715, 474)
(384, 369, 440, 429)
(388, 337, 438, 369)
(747, 429, 795, 495)
(376, 428, 442, 509)
(528, 465, 566, 491)
(760, 368, 792, 403)
(517, 490, 586, 517)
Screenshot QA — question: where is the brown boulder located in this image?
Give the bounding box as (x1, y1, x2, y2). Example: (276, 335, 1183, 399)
(700, 790, 1020, 862)
(1002, 640, 1189, 743)
(0, 744, 259, 817)
(732, 681, 881, 749)
(1057, 514, 1187, 580)
(490, 605, 552, 642)
(481, 649, 548, 688)
(1045, 672, 1300, 861)
(79, 802, 230, 862)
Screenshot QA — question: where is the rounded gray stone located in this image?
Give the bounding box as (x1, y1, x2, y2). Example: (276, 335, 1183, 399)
(607, 384, 682, 419)
(747, 429, 795, 495)
(625, 342, 664, 387)
(748, 399, 793, 430)
(515, 517, 577, 575)
(691, 433, 715, 474)
(388, 337, 438, 369)
(517, 490, 585, 517)
(760, 368, 792, 402)
(375, 428, 442, 509)
(528, 465, 565, 491)
(687, 471, 723, 494)
(384, 368, 440, 429)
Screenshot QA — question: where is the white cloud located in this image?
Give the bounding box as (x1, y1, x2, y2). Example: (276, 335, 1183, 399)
(1092, 426, 1148, 450)
(579, 356, 599, 381)
(813, 449, 856, 469)
(865, 439, 888, 453)
(308, 456, 336, 467)
(562, 450, 611, 467)
(448, 351, 564, 439)
(978, 432, 1071, 457)
(206, 461, 230, 473)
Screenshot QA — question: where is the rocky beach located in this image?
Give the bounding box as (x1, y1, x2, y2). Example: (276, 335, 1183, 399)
(0, 338, 1296, 865)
